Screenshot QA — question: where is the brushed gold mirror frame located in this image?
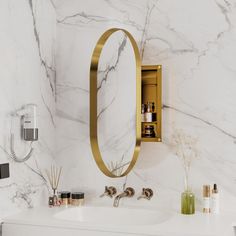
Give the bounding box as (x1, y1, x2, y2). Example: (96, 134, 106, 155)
(90, 28, 141, 178)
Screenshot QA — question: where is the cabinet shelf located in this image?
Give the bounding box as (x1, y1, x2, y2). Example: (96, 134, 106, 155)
(142, 121, 157, 124)
(141, 137, 162, 142)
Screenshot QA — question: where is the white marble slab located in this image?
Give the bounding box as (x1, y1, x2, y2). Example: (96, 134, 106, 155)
(0, 0, 56, 218)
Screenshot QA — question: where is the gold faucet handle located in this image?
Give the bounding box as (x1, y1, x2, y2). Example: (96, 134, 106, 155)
(100, 186, 117, 198)
(137, 188, 153, 200)
(124, 187, 135, 197)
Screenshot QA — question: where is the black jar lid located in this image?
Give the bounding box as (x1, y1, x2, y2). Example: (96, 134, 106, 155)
(72, 192, 84, 199)
(61, 191, 71, 198)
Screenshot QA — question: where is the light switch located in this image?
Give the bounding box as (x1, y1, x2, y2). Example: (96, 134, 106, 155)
(0, 163, 10, 179)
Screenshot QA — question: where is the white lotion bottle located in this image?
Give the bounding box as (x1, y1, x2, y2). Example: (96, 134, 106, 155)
(211, 184, 219, 214)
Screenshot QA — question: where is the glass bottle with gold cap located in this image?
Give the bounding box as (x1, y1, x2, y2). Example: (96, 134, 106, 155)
(203, 185, 211, 213)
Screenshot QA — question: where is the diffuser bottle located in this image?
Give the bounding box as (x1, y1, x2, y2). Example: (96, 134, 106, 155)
(181, 172, 195, 215)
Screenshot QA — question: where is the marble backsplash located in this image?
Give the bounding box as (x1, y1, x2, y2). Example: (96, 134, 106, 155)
(0, 0, 56, 218)
(1, 0, 236, 219)
(54, 0, 236, 211)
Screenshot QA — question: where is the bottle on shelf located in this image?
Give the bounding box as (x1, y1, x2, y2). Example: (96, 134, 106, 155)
(141, 101, 156, 123)
(141, 104, 146, 122)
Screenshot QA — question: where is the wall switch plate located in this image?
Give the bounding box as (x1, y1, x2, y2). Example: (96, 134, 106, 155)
(0, 163, 10, 179)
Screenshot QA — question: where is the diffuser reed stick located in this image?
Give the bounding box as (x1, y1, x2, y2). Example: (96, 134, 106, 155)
(45, 165, 62, 205)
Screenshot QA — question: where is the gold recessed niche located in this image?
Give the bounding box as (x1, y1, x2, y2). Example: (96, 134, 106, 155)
(141, 65, 162, 142)
(89, 28, 162, 178)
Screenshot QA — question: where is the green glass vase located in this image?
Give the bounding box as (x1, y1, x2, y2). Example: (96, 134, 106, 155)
(181, 166, 195, 215)
(181, 189, 195, 214)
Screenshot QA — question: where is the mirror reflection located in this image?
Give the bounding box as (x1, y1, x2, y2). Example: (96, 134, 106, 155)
(97, 30, 137, 176)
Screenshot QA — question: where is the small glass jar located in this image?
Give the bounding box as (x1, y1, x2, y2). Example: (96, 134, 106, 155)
(144, 125, 155, 137)
(71, 192, 84, 206)
(60, 191, 71, 206)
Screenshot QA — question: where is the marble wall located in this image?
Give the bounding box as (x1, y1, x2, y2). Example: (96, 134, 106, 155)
(54, 0, 236, 211)
(0, 0, 56, 218)
(0, 0, 234, 220)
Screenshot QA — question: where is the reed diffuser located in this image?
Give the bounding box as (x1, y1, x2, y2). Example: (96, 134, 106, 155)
(172, 129, 199, 215)
(45, 165, 62, 206)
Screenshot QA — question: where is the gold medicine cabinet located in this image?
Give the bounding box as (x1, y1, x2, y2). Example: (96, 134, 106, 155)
(90, 28, 162, 178)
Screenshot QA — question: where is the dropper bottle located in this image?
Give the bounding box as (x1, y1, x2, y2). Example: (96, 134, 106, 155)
(211, 184, 219, 214)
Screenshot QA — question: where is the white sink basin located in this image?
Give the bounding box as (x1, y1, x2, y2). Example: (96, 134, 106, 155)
(54, 206, 171, 226)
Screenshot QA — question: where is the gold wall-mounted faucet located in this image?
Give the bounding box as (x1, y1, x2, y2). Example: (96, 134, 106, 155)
(113, 187, 135, 207)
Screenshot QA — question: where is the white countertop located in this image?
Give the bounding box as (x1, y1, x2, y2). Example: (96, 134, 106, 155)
(2, 205, 236, 236)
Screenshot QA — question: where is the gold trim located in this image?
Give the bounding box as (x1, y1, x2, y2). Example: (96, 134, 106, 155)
(90, 28, 141, 178)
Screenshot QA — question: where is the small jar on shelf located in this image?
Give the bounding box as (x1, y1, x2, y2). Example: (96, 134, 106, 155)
(144, 125, 156, 138)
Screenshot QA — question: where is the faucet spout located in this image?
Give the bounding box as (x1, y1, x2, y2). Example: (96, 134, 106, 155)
(113, 192, 127, 207)
(113, 187, 135, 207)
(137, 194, 146, 200)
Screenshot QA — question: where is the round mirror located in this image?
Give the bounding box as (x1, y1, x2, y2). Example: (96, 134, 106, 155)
(90, 28, 141, 178)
